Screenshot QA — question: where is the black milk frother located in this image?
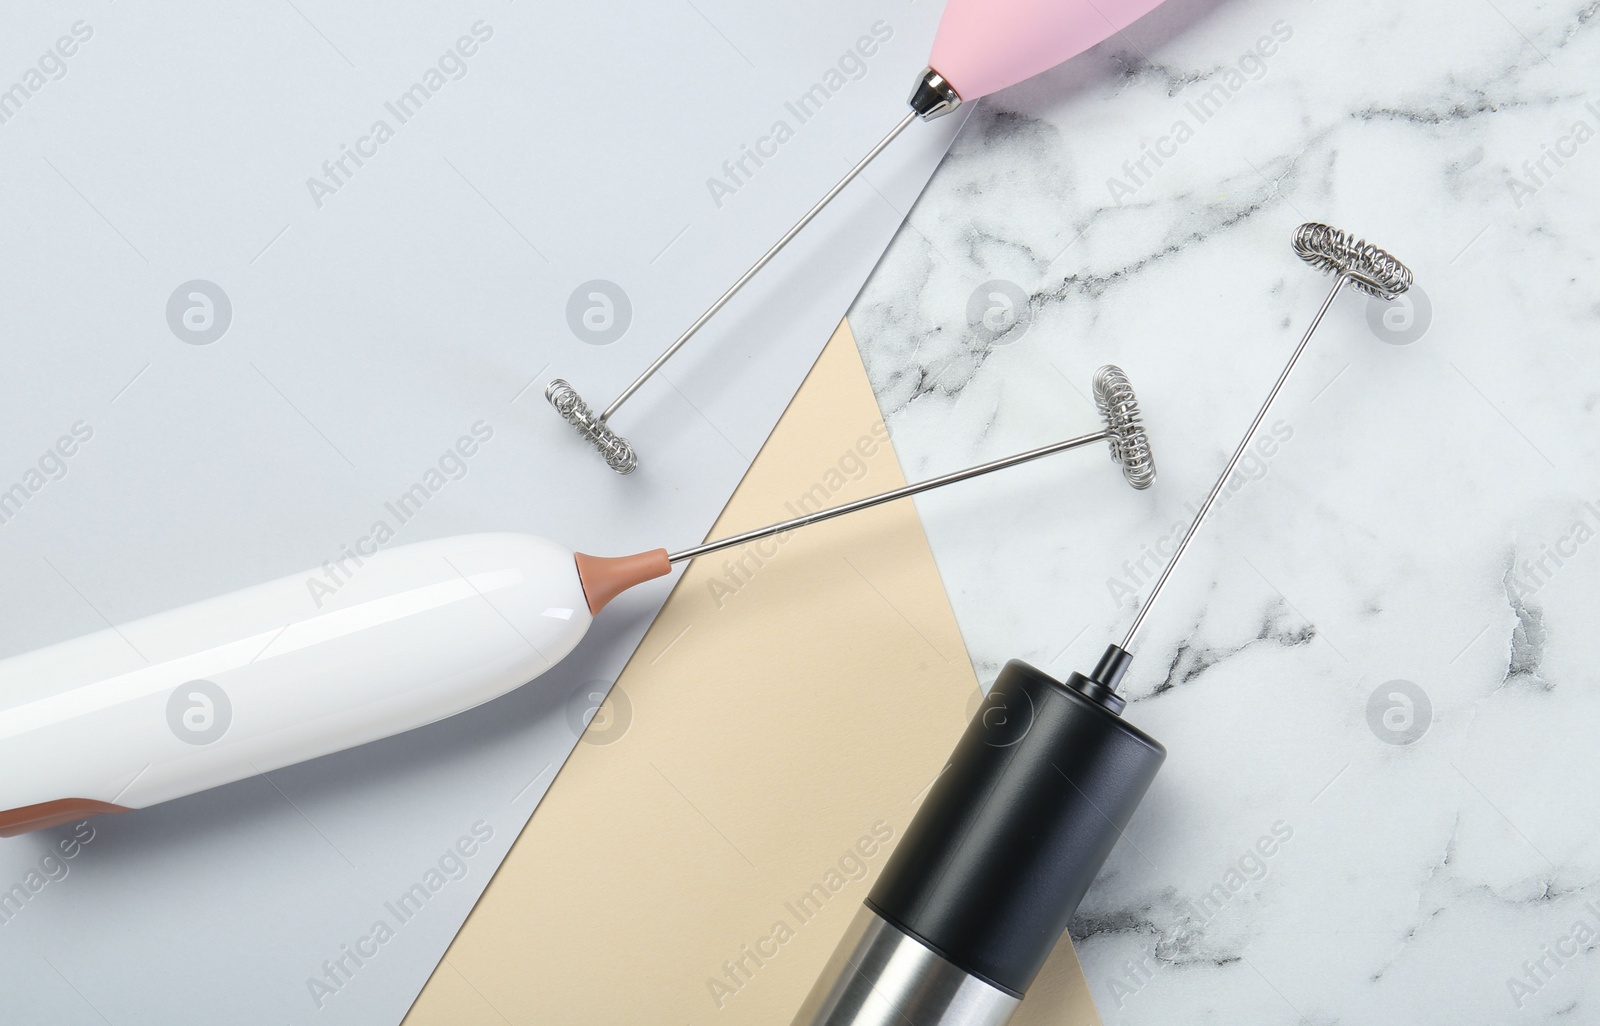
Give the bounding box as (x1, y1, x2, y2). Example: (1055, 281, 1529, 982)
(790, 223, 1415, 1026)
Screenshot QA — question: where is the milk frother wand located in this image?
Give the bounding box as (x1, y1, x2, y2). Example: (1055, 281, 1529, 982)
(0, 368, 1150, 837)
(547, 0, 1174, 473)
(791, 223, 1414, 1026)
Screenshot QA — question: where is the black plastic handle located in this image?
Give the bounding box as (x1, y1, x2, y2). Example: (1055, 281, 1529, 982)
(866, 656, 1165, 996)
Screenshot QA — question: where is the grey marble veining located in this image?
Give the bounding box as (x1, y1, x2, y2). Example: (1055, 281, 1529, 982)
(850, 0, 1600, 1022)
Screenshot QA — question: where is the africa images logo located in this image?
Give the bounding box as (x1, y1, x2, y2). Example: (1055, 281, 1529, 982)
(166, 680, 232, 746)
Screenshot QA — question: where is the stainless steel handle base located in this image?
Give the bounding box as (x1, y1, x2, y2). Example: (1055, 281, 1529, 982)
(790, 907, 1020, 1026)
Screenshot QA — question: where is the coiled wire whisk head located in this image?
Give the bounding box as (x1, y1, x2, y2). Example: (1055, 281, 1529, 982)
(1293, 223, 1413, 299)
(545, 379, 638, 474)
(1092, 364, 1155, 490)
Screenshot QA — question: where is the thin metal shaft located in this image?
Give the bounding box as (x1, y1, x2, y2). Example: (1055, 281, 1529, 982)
(601, 110, 919, 422)
(669, 429, 1108, 564)
(1119, 272, 1352, 650)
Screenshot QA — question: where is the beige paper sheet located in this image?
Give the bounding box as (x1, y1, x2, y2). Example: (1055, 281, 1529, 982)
(405, 322, 1102, 1026)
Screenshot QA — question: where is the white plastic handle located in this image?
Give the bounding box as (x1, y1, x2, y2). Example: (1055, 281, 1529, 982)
(0, 534, 592, 834)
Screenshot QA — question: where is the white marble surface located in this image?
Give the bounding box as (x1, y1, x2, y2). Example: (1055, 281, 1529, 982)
(849, 0, 1600, 1022)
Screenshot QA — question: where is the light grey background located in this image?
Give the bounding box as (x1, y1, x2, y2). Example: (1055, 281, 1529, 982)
(0, 1, 960, 1023)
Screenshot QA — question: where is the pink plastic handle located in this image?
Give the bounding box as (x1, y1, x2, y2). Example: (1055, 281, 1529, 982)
(929, 0, 1170, 101)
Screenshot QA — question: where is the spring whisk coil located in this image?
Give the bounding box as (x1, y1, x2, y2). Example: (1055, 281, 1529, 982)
(545, 380, 638, 475)
(1293, 223, 1413, 299)
(1092, 364, 1155, 490)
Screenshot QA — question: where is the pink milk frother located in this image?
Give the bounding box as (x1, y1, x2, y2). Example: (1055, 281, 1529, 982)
(547, 0, 1172, 473)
